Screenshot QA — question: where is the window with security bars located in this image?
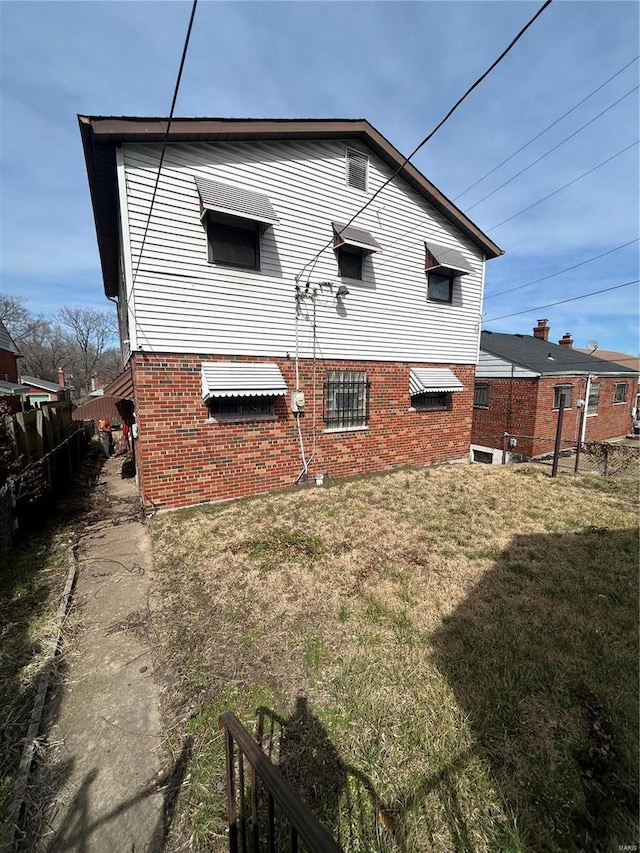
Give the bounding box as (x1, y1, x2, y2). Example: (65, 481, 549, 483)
(207, 396, 275, 419)
(324, 371, 369, 429)
(412, 392, 449, 411)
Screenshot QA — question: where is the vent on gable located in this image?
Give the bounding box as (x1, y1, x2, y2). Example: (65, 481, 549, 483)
(346, 148, 368, 192)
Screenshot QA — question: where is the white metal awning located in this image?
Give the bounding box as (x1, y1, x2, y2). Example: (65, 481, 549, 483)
(201, 362, 288, 400)
(194, 177, 280, 225)
(409, 368, 464, 395)
(424, 241, 472, 275)
(332, 221, 382, 253)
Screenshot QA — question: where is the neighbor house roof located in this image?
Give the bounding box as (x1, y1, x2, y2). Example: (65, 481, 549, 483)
(574, 348, 640, 374)
(78, 116, 504, 297)
(21, 375, 63, 393)
(481, 331, 639, 377)
(0, 320, 20, 356)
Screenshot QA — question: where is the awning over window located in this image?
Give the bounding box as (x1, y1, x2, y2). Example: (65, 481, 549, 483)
(332, 221, 382, 253)
(104, 365, 134, 399)
(409, 368, 464, 395)
(201, 362, 288, 401)
(194, 177, 279, 225)
(424, 241, 472, 275)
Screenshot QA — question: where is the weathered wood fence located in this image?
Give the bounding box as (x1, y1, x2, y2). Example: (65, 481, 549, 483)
(2, 400, 75, 465)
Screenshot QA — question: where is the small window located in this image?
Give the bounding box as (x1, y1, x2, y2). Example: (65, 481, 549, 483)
(427, 271, 454, 303)
(412, 392, 449, 411)
(587, 383, 600, 416)
(553, 385, 572, 410)
(346, 148, 368, 191)
(474, 384, 489, 408)
(206, 213, 260, 269)
(337, 245, 363, 280)
(613, 382, 628, 403)
(324, 371, 368, 429)
(473, 449, 494, 464)
(207, 396, 275, 420)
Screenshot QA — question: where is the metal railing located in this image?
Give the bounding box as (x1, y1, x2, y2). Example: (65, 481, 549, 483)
(219, 712, 343, 853)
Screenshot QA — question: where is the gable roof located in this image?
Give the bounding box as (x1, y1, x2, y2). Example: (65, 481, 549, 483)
(574, 348, 640, 374)
(78, 116, 503, 298)
(21, 375, 63, 393)
(481, 331, 639, 377)
(0, 320, 20, 356)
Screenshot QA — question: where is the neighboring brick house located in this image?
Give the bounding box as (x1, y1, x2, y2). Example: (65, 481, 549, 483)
(79, 116, 503, 510)
(471, 321, 639, 461)
(0, 320, 20, 385)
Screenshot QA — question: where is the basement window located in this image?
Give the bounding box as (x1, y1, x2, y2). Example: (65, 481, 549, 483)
(324, 370, 369, 430)
(613, 382, 628, 403)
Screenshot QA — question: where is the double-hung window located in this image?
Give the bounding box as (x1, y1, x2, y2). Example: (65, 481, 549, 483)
(587, 383, 600, 416)
(613, 382, 628, 403)
(553, 385, 572, 410)
(324, 371, 369, 429)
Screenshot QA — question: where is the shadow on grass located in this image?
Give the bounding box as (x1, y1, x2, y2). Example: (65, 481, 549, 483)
(431, 526, 639, 852)
(257, 698, 383, 851)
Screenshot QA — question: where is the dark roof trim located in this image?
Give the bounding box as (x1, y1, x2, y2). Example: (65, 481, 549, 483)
(78, 116, 503, 298)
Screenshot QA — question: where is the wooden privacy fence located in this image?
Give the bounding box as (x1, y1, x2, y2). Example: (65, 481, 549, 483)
(2, 400, 75, 465)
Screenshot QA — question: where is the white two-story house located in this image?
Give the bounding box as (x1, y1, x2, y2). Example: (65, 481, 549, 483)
(79, 117, 503, 510)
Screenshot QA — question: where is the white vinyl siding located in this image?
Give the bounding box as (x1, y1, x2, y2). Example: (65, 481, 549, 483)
(475, 351, 539, 379)
(120, 139, 485, 364)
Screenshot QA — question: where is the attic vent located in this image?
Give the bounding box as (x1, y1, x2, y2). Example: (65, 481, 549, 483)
(346, 148, 368, 191)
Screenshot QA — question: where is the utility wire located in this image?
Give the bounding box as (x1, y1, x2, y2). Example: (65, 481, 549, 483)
(295, 0, 553, 284)
(466, 86, 638, 211)
(484, 279, 639, 322)
(131, 0, 198, 287)
(454, 55, 639, 201)
(485, 238, 640, 300)
(487, 140, 639, 230)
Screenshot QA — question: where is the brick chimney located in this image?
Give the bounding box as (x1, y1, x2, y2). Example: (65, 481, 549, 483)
(558, 333, 574, 349)
(533, 319, 550, 341)
(57, 367, 65, 388)
(91, 373, 100, 392)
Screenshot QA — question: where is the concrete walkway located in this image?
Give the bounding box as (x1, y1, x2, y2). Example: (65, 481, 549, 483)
(42, 456, 168, 852)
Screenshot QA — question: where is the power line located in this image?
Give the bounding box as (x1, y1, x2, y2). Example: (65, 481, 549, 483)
(487, 140, 639, 230)
(453, 55, 640, 201)
(295, 0, 553, 284)
(131, 0, 198, 287)
(484, 238, 640, 300)
(483, 279, 639, 322)
(466, 86, 638, 212)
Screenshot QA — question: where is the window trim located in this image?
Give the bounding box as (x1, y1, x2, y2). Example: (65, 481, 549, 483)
(427, 270, 454, 304)
(473, 384, 489, 408)
(613, 382, 628, 404)
(552, 384, 572, 410)
(206, 212, 261, 270)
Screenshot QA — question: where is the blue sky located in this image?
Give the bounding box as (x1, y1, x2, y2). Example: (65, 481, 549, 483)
(1, 0, 638, 354)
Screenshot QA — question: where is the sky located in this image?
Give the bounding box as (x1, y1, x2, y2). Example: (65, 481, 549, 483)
(1, 0, 638, 355)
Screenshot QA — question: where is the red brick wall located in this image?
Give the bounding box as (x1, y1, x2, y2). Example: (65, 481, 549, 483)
(472, 375, 634, 457)
(0, 349, 18, 384)
(131, 353, 475, 510)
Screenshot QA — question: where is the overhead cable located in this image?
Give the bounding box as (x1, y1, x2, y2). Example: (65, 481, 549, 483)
(454, 55, 639, 201)
(484, 279, 639, 322)
(466, 86, 638, 211)
(131, 0, 198, 287)
(487, 140, 639, 230)
(295, 0, 553, 284)
(484, 238, 640, 300)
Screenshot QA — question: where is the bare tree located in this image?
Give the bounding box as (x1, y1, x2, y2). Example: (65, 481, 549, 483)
(0, 293, 33, 343)
(57, 306, 118, 394)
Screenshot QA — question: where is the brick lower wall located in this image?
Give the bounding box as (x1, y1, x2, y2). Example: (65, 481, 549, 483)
(131, 353, 475, 510)
(472, 375, 634, 458)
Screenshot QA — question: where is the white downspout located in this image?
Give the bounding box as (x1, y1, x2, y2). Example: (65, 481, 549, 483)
(580, 374, 592, 444)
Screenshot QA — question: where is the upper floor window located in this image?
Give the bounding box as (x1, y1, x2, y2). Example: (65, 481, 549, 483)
(553, 385, 572, 410)
(474, 384, 489, 408)
(207, 214, 260, 269)
(345, 148, 368, 191)
(613, 382, 628, 403)
(332, 221, 381, 281)
(427, 271, 454, 303)
(337, 246, 363, 280)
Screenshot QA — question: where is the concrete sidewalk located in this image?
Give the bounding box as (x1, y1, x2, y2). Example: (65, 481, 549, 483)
(41, 456, 168, 852)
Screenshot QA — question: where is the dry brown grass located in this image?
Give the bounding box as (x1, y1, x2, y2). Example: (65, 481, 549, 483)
(151, 464, 639, 852)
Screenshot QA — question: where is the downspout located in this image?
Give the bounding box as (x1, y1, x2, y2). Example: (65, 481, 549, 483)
(580, 374, 592, 445)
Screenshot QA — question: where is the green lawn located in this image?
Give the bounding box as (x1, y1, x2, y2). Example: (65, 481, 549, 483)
(151, 464, 639, 852)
